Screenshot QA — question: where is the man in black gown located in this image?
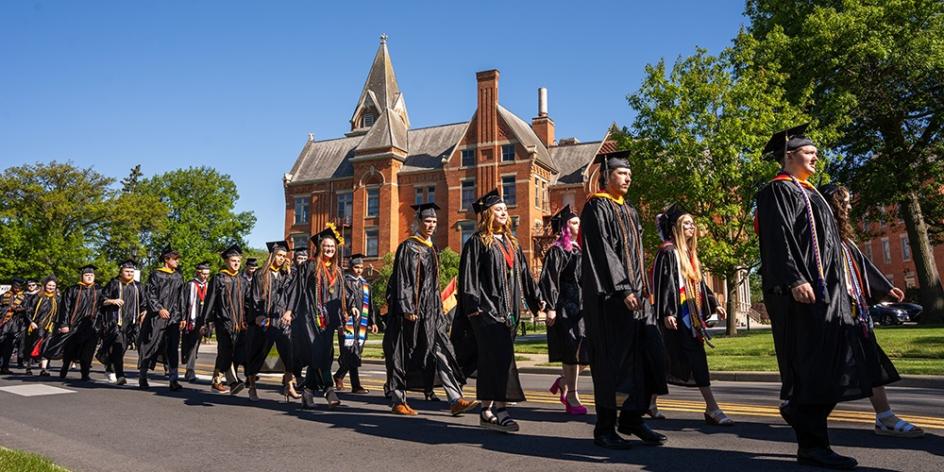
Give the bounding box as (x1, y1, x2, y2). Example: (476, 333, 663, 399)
(98, 259, 144, 385)
(203, 244, 250, 395)
(56, 265, 104, 381)
(385, 203, 478, 416)
(580, 151, 668, 449)
(0, 278, 28, 374)
(138, 247, 185, 390)
(755, 125, 871, 469)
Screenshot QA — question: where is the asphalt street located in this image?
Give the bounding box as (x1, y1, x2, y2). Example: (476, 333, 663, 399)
(0, 352, 941, 472)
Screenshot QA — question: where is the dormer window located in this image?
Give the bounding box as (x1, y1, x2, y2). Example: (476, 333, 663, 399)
(362, 113, 376, 127)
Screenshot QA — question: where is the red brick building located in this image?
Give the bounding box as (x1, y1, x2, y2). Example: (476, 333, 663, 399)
(282, 36, 610, 270)
(859, 219, 944, 291)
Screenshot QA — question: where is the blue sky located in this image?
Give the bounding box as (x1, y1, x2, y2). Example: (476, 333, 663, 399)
(0, 0, 748, 248)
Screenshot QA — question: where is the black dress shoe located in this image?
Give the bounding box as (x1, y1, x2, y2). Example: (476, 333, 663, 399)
(168, 380, 183, 391)
(797, 447, 858, 470)
(594, 431, 633, 450)
(618, 423, 667, 445)
(139, 378, 150, 389)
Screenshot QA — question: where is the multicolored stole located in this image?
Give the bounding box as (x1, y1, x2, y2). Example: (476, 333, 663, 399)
(343, 280, 370, 349)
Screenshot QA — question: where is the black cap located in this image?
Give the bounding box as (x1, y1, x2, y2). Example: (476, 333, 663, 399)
(294, 247, 309, 256)
(411, 202, 440, 219)
(195, 261, 211, 271)
(220, 244, 242, 259)
(26, 278, 38, 285)
(11, 277, 25, 286)
(119, 259, 137, 270)
(79, 264, 97, 275)
(594, 150, 631, 173)
(311, 225, 342, 247)
(266, 240, 289, 253)
(762, 123, 813, 161)
(160, 246, 180, 260)
(818, 182, 846, 201)
(656, 203, 689, 241)
(350, 253, 366, 266)
(550, 204, 578, 233)
(246, 258, 258, 268)
(472, 188, 503, 214)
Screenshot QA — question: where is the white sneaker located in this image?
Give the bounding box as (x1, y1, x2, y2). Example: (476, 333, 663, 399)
(107, 372, 118, 383)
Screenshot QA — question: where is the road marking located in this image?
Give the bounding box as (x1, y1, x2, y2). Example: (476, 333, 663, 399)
(0, 384, 76, 397)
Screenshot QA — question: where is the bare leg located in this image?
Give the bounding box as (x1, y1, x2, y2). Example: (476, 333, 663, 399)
(699, 386, 721, 412)
(869, 386, 891, 413)
(562, 364, 581, 405)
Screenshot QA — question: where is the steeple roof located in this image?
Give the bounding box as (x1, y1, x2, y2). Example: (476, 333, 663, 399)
(350, 34, 410, 129)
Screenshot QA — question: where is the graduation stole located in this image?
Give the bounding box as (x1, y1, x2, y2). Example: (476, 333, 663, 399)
(116, 280, 139, 328)
(495, 235, 516, 269)
(775, 172, 828, 301)
(157, 266, 175, 274)
(841, 242, 872, 337)
(593, 193, 649, 299)
(343, 277, 370, 349)
(665, 243, 713, 347)
(69, 285, 98, 325)
(35, 292, 58, 332)
(0, 292, 24, 326)
(187, 280, 207, 329)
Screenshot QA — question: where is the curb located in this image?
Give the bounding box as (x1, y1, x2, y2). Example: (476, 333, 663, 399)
(360, 359, 944, 388)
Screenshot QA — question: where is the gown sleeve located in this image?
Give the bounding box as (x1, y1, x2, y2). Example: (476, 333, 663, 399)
(57, 287, 74, 326)
(144, 273, 164, 314)
(393, 243, 419, 316)
(458, 237, 482, 315)
(652, 247, 680, 320)
(579, 200, 633, 298)
(538, 246, 563, 309)
(847, 241, 895, 304)
(517, 244, 543, 314)
(756, 182, 810, 290)
(201, 275, 220, 324)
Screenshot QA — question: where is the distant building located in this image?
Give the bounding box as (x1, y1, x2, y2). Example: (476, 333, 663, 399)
(859, 218, 944, 292)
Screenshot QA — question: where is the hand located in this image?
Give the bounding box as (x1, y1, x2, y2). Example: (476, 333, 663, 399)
(545, 310, 557, 327)
(178, 321, 187, 331)
(59, 326, 70, 334)
(29, 322, 38, 331)
(240, 321, 248, 331)
(404, 313, 418, 322)
(889, 287, 905, 303)
(715, 306, 727, 318)
(663, 315, 678, 331)
(467, 310, 481, 318)
(624, 293, 640, 311)
(539, 300, 547, 312)
(158, 308, 170, 319)
(370, 324, 378, 334)
(255, 316, 266, 327)
(280, 313, 292, 327)
(791, 283, 816, 304)
(352, 308, 360, 317)
(199, 325, 208, 336)
(113, 299, 125, 307)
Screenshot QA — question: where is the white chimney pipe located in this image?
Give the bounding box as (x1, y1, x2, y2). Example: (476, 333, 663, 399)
(538, 87, 548, 117)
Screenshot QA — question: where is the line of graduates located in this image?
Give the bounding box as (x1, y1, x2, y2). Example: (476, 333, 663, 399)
(0, 126, 925, 470)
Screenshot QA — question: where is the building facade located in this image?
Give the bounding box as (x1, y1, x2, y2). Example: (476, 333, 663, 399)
(282, 36, 609, 272)
(859, 219, 944, 292)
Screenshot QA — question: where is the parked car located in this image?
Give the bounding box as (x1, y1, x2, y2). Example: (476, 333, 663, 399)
(705, 313, 720, 328)
(870, 302, 923, 326)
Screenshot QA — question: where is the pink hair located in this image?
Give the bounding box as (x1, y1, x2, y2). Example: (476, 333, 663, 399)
(554, 225, 576, 252)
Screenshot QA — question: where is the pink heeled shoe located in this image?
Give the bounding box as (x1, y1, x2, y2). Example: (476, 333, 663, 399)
(549, 376, 563, 395)
(565, 401, 588, 415)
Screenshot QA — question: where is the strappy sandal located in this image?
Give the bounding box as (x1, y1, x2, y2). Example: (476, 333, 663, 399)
(875, 417, 924, 438)
(325, 389, 341, 409)
(479, 408, 519, 433)
(705, 409, 735, 426)
(647, 403, 666, 420)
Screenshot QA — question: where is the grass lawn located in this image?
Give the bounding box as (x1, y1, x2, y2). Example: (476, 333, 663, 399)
(0, 447, 68, 472)
(515, 325, 944, 375)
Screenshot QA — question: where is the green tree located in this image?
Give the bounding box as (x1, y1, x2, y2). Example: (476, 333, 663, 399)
(438, 247, 460, 290)
(0, 161, 162, 284)
(138, 167, 256, 278)
(742, 0, 944, 323)
(621, 47, 813, 335)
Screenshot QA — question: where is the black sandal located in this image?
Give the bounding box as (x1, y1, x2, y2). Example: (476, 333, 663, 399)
(480, 408, 519, 433)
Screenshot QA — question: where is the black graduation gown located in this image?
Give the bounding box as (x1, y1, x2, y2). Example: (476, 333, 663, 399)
(454, 233, 541, 402)
(652, 244, 718, 387)
(95, 278, 143, 365)
(286, 260, 352, 389)
(539, 245, 589, 365)
(756, 178, 872, 404)
(246, 268, 291, 374)
(22, 292, 60, 360)
(43, 284, 103, 361)
(843, 240, 901, 387)
(384, 238, 465, 392)
(0, 291, 27, 342)
(580, 195, 668, 412)
(202, 270, 250, 368)
(137, 269, 185, 367)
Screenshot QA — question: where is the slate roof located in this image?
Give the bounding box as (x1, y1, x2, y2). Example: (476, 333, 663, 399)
(550, 141, 606, 184)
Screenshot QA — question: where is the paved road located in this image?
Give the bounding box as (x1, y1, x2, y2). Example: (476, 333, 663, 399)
(0, 353, 941, 472)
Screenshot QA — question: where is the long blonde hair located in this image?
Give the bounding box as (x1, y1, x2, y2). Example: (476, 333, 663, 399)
(478, 206, 518, 250)
(672, 214, 702, 283)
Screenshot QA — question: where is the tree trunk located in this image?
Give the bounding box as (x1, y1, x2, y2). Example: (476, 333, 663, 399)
(899, 192, 944, 324)
(725, 271, 739, 336)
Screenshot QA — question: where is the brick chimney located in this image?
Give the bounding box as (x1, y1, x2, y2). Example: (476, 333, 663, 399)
(475, 69, 500, 193)
(532, 87, 555, 147)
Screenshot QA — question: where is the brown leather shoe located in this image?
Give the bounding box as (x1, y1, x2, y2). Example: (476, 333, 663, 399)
(392, 403, 418, 416)
(211, 382, 230, 394)
(450, 398, 482, 417)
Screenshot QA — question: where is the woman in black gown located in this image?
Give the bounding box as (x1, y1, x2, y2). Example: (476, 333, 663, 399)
(539, 204, 589, 415)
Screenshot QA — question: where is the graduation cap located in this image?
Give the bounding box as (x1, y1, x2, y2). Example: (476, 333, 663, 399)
(349, 253, 366, 266)
(818, 182, 848, 202)
(159, 246, 180, 260)
(311, 224, 343, 247)
(472, 188, 503, 214)
(411, 202, 440, 219)
(550, 204, 578, 233)
(656, 202, 689, 242)
(762, 123, 814, 162)
(266, 240, 289, 253)
(245, 258, 259, 268)
(220, 244, 242, 259)
(11, 277, 25, 286)
(79, 264, 97, 275)
(594, 150, 631, 173)
(25, 278, 38, 286)
(195, 261, 211, 271)
(293, 247, 309, 256)
(118, 259, 137, 270)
